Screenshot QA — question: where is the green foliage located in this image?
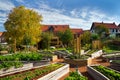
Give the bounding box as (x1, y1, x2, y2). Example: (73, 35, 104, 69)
(93, 65, 120, 80)
(112, 60, 120, 64)
(82, 44, 91, 51)
(64, 71, 88, 80)
(94, 24, 109, 38)
(0, 52, 44, 69)
(81, 31, 91, 45)
(58, 29, 73, 47)
(0, 63, 63, 80)
(4, 6, 42, 52)
(0, 52, 43, 61)
(40, 32, 53, 49)
(91, 33, 99, 40)
(104, 40, 120, 51)
(0, 61, 23, 70)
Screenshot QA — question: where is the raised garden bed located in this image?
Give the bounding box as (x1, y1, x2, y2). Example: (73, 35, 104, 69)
(0, 63, 69, 80)
(64, 71, 88, 80)
(64, 57, 92, 67)
(110, 60, 120, 72)
(87, 65, 120, 80)
(0, 63, 33, 77)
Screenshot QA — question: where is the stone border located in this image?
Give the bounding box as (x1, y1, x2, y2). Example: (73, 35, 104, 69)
(38, 63, 69, 80)
(87, 65, 110, 80)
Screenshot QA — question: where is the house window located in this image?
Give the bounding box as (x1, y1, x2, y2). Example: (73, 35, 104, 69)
(112, 29, 114, 33)
(116, 29, 118, 32)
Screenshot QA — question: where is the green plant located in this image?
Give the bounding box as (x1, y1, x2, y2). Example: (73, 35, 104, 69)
(93, 65, 120, 80)
(0, 63, 63, 80)
(64, 71, 88, 80)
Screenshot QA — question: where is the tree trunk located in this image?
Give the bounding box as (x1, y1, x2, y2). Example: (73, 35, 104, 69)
(14, 38, 16, 53)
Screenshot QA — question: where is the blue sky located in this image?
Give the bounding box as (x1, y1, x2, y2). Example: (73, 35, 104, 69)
(0, 0, 120, 31)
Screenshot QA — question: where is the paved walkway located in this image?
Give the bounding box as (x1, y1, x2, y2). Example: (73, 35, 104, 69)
(58, 57, 110, 80)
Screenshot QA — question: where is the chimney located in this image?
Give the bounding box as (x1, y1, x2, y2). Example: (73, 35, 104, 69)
(113, 22, 115, 25)
(118, 24, 120, 27)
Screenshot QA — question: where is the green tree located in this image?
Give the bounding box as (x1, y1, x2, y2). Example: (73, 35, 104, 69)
(60, 29, 73, 47)
(81, 31, 91, 45)
(4, 6, 42, 53)
(94, 24, 109, 39)
(41, 32, 53, 49)
(81, 31, 91, 50)
(91, 33, 99, 40)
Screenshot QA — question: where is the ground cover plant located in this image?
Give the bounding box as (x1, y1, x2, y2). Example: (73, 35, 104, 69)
(64, 71, 88, 80)
(93, 65, 120, 80)
(0, 63, 63, 80)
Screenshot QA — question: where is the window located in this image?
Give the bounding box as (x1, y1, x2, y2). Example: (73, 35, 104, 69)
(112, 29, 114, 32)
(116, 29, 118, 32)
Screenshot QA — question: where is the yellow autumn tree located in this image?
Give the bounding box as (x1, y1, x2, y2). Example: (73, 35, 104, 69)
(4, 6, 42, 52)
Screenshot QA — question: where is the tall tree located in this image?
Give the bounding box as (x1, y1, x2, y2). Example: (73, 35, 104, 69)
(60, 29, 73, 47)
(4, 6, 42, 52)
(94, 24, 109, 39)
(41, 32, 53, 49)
(81, 31, 91, 45)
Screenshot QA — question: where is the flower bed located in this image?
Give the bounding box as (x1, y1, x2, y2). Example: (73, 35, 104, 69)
(87, 65, 120, 80)
(64, 71, 88, 80)
(0, 63, 64, 80)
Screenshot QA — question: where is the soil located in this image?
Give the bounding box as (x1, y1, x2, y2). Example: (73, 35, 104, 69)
(58, 57, 110, 80)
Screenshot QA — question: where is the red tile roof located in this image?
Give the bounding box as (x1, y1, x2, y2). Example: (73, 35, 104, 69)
(0, 32, 3, 36)
(41, 25, 69, 32)
(71, 28, 83, 34)
(92, 22, 119, 29)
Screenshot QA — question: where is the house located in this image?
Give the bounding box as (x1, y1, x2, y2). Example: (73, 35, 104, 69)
(71, 28, 83, 38)
(41, 25, 69, 34)
(0, 32, 6, 44)
(90, 22, 120, 36)
(40, 25, 70, 48)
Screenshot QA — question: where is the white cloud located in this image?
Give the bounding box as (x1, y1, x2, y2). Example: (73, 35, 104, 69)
(0, 1, 120, 31)
(0, 0, 15, 11)
(33, 3, 120, 30)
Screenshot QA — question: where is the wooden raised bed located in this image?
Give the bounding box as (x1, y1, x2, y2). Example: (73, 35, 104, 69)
(64, 58, 92, 67)
(0, 63, 69, 80)
(0, 63, 33, 77)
